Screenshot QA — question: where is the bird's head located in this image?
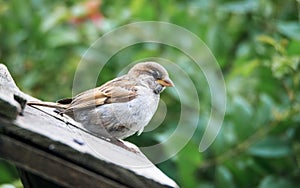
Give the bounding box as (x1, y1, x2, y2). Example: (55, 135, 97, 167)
(128, 62, 174, 94)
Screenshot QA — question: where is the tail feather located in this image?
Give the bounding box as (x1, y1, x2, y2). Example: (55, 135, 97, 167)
(27, 101, 68, 109)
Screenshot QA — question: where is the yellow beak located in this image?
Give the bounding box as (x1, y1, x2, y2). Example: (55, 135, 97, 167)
(157, 78, 174, 87)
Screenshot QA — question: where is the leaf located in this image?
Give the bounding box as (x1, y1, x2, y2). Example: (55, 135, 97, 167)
(271, 56, 300, 78)
(0, 160, 18, 184)
(258, 176, 296, 188)
(256, 35, 286, 54)
(46, 27, 80, 47)
(219, 0, 259, 14)
(216, 166, 235, 188)
(257, 35, 277, 46)
(248, 136, 291, 158)
(231, 60, 259, 77)
(252, 94, 273, 127)
(40, 6, 69, 32)
(277, 21, 300, 41)
(176, 142, 203, 188)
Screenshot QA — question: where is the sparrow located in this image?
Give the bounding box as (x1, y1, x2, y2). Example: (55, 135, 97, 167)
(28, 62, 174, 140)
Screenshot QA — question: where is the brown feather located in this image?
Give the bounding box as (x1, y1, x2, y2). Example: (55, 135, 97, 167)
(27, 101, 68, 109)
(62, 75, 138, 113)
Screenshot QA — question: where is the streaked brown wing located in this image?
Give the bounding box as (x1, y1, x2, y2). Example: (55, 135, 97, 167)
(63, 75, 138, 112)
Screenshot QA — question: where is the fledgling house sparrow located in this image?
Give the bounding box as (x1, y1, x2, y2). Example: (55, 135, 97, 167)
(28, 62, 174, 140)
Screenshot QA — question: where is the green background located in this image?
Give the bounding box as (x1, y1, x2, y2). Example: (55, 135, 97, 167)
(1, 0, 300, 187)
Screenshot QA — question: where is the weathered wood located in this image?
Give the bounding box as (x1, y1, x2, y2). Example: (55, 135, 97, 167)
(0, 134, 127, 188)
(17, 169, 66, 188)
(0, 65, 19, 119)
(0, 64, 35, 119)
(0, 64, 178, 188)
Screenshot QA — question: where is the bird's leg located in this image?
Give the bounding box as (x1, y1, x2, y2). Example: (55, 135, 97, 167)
(54, 109, 64, 116)
(110, 138, 140, 153)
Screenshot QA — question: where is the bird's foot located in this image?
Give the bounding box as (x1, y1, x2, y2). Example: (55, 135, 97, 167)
(112, 139, 140, 153)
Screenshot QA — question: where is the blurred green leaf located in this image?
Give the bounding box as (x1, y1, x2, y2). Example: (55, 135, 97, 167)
(258, 176, 296, 188)
(257, 36, 285, 54)
(40, 6, 70, 32)
(248, 136, 292, 158)
(46, 27, 80, 47)
(277, 21, 300, 41)
(219, 0, 259, 14)
(216, 166, 235, 188)
(176, 142, 202, 188)
(0, 160, 19, 184)
(271, 56, 300, 79)
(0, 179, 23, 188)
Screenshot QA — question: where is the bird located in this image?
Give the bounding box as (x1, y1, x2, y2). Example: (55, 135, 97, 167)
(27, 62, 174, 140)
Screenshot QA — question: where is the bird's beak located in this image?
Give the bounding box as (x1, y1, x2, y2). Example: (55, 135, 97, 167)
(157, 77, 174, 87)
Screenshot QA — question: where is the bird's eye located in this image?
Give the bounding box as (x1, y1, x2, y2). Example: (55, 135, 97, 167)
(152, 70, 161, 79)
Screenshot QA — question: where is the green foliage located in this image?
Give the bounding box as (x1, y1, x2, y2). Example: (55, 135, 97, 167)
(0, 160, 21, 188)
(1, 0, 300, 187)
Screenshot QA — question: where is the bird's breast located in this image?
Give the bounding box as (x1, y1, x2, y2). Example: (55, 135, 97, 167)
(77, 86, 160, 139)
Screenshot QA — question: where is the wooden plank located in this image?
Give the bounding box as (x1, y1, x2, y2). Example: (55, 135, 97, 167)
(17, 169, 66, 188)
(0, 135, 127, 188)
(0, 113, 168, 188)
(0, 64, 33, 119)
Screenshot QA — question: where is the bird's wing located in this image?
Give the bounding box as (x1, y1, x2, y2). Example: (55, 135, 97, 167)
(61, 76, 138, 112)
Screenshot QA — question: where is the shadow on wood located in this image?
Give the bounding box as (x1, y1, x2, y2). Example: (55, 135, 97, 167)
(0, 64, 178, 188)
